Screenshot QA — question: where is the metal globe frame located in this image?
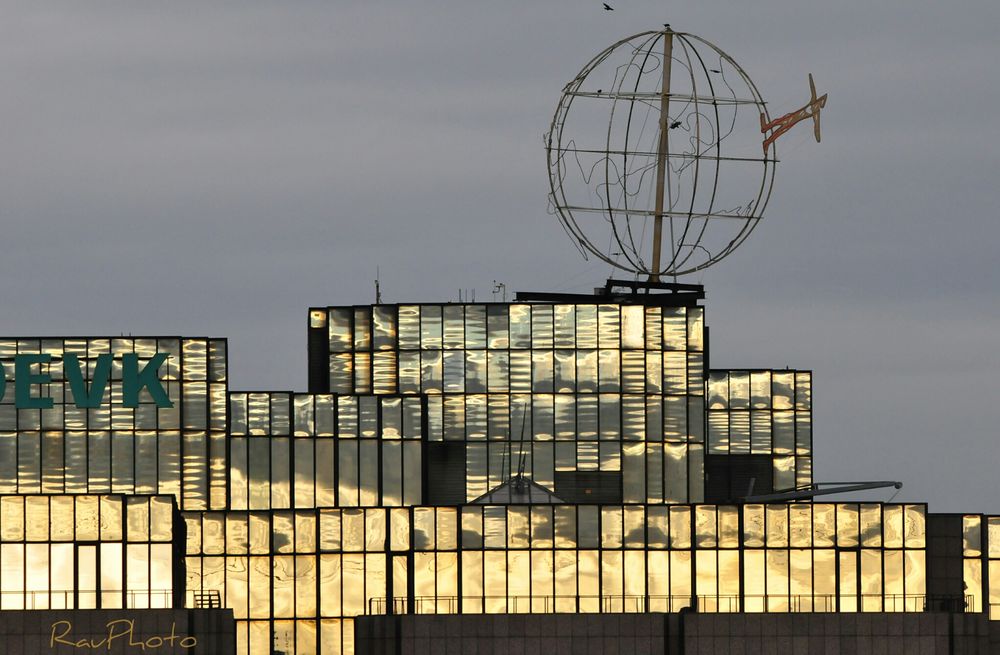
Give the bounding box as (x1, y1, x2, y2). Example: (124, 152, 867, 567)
(546, 28, 778, 278)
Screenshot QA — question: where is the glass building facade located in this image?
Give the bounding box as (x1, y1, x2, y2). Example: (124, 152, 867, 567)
(0, 289, 997, 654)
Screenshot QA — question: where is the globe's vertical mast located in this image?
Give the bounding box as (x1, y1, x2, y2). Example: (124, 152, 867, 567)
(649, 27, 673, 282)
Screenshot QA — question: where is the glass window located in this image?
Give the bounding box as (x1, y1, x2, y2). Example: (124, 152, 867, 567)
(813, 504, 836, 548)
(554, 506, 576, 549)
(743, 549, 765, 612)
(600, 507, 623, 549)
(669, 506, 691, 549)
(99, 543, 123, 609)
(718, 506, 740, 549)
(509, 305, 531, 349)
(461, 507, 482, 549)
(686, 308, 704, 352)
(398, 306, 420, 349)
(575, 305, 597, 349)
(420, 306, 443, 350)
(507, 507, 529, 549)
(25, 496, 49, 542)
(621, 306, 643, 349)
(789, 505, 811, 548)
(297, 512, 318, 553)
(987, 517, 1000, 558)
(391, 508, 411, 551)
(0, 544, 24, 609)
(553, 305, 575, 348)
(529, 507, 553, 549)
(963, 515, 982, 557)
(126, 544, 150, 608)
(50, 496, 74, 542)
(765, 505, 788, 548)
(483, 507, 506, 550)
(694, 506, 716, 549)
(414, 508, 435, 551)
(750, 371, 771, 409)
(860, 504, 882, 548)
(860, 549, 883, 612)
(77, 545, 98, 610)
(436, 508, 458, 550)
(341, 509, 365, 552)
(318, 510, 340, 552)
(883, 505, 904, 549)
(487, 306, 509, 350)
(272, 555, 295, 618)
(99, 496, 122, 541)
(623, 506, 645, 549)
(789, 549, 812, 611)
(226, 513, 249, 555)
(647, 507, 668, 549)
(576, 351, 597, 393)
(742, 504, 765, 548)
(765, 549, 789, 612)
(318, 554, 340, 618)
(465, 306, 487, 350)
(126, 497, 149, 542)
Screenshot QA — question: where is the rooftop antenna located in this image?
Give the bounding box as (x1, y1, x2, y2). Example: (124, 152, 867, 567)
(375, 267, 383, 304)
(492, 281, 507, 302)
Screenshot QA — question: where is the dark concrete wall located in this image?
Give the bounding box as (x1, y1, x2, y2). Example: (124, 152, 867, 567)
(355, 613, 678, 655)
(0, 609, 235, 655)
(927, 514, 968, 603)
(684, 613, 998, 654)
(355, 612, 1000, 655)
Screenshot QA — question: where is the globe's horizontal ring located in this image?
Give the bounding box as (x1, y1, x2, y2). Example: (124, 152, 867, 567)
(556, 205, 764, 220)
(549, 147, 776, 164)
(562, 91, 764, 106)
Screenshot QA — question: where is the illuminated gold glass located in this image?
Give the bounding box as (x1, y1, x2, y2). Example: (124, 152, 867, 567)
(765, 549, 788, 612)
(0, 296, 983, 648)
(963, 515, 982, 557)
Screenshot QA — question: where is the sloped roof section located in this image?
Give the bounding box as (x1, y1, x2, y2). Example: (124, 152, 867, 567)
(472, 476, 564, 505)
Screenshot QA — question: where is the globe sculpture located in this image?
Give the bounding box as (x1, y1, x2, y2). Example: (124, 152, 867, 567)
(547, 27, 777, 279)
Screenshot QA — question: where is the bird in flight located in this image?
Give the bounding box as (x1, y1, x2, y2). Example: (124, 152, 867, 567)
(603, 3, 614, 10)
(669, 120, 682, 130)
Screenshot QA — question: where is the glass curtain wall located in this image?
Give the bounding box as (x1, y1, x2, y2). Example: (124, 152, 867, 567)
(0, 301, 982, 655)
(0, 494, 176, 610)
(707, 369, 812, 491)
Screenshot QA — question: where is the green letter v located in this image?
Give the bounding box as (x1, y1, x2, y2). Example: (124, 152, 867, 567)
(64, 354, 112, 408)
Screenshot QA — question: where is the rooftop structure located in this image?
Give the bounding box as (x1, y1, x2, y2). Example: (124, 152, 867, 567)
(0, 284, 997, 655)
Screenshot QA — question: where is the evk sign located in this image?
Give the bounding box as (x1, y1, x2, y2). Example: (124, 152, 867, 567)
(0, 353, 173, 409)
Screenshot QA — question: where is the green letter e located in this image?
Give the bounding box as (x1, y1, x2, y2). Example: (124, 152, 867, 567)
(15, 354, 54, 409)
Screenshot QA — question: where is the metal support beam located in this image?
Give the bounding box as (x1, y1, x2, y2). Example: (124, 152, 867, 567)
(742, 481, 902, 503)
(649, 28, 673, 282)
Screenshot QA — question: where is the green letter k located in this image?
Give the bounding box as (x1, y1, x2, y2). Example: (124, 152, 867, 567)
(122, 353, 174, 408)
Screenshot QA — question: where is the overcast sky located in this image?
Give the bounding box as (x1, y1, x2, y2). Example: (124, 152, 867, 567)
(2, 1, 998, 513)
